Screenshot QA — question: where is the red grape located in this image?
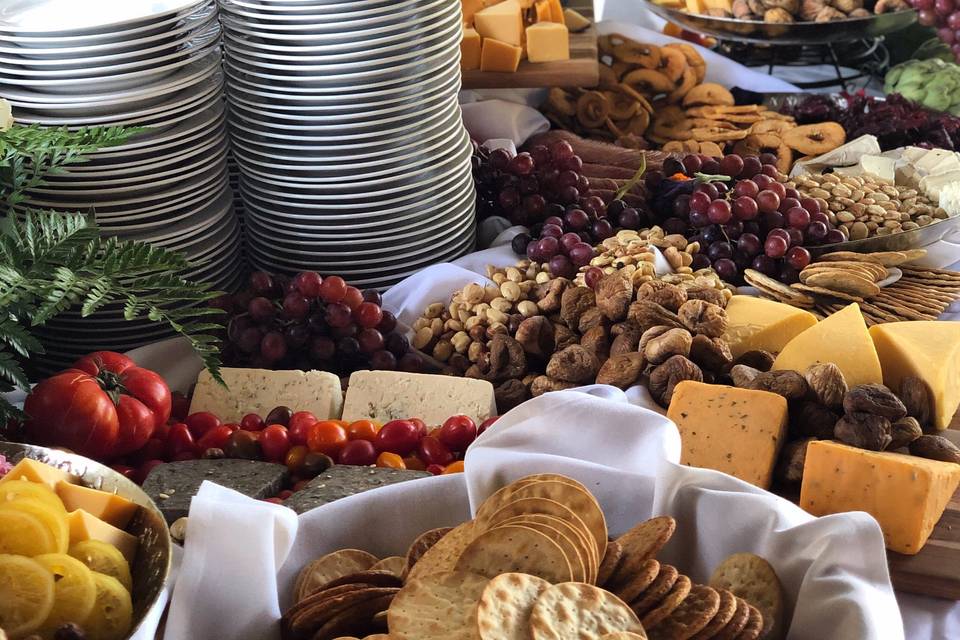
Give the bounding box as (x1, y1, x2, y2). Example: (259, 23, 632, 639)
(753, 174, 774, 190)
(761, 164, 780, 178)
(542, 223, 564, 238)
(696, 183, 720, 200)
(757, 190, 781, 214)
(261, 331, 287, 363)
(786, 228, 804, 247)
(285, 324, 310, 348)
(565, 209, 590, 231)
(585, 266, 604, 289)
(713, 258, 737, 281)
(942, 27, 958, 44)
(742, 156, 762, 177)
(949, 12, 960, 28)
(707, 200, 732, 224)
(690, 191, 712, 214)
(785, 187, 800, 201)
(682, 154, 703, 174)
(826, 229, 846, 243)
(733, 196, 759, 220)
(508, 152, 535, 176)
(799, 197, 821, 214)
(309, 336, 335, 362)
(767, 182, 787, 200)
(778, 197, 801, 214)
(919, 8, 937, 25)
(689, 211, 711, 227)
(319, 276, 347, 303)
(720, 154, 744, 177)
(282, 294, 309, 320)
(325, 303, 352, 328)
(294, 271, 322, 297)
(549, 140, 574, 161)
(559, 154, 583, 172)
(569, 242, 594, 266)
(357, 328, 385, 354)
(370, 350, 397, 370)
(619, 208, 642, 229)
(806, 221, 829, 242)
(342, 287, 363, 310)
(708, 241, 733, 260)
(488, 148, 512, 169)
(786, 207, 811, 229)
(764, 235, 789, 258)
(786, 246, 812, 270)
(762, 211, 785, 229)
(936, 0, 953, 15)
(549, 254, 575, 278)
(734, 180, 759, 198)
(752, 254, 778, 276)
(537, 236, 560, 258)
(354, 301, 383, 328)
(249, 271, 274, 296)
(737, 233, 762, 256)
(377, 310, 397, 334)
(237, 327, 263, 354)
(530, 144, 551, 166)
(592, 219, 614, 240)
(248, 297, 275, 322)
(544, 215, 564, 227)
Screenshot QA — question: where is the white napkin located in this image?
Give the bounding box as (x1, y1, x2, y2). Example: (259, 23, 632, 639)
(459, 97, 551, 148)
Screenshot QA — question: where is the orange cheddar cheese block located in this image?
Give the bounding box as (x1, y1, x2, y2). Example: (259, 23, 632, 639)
(461, 27, 482, 70)
(461, 0, 486, 25)
(800, 440, 960, 554)
(721, 296, 818, 359)
(547, 0, 565, 23)
(869, 321, 960, 430)
(56, 481, 139, 530)
(773, 303, 882, 387)
(534, 0, 552, 22)
(525, 22, 569, 62)
(667, 381, 788, 489)
(480, 38, 522, 72)
(0, 458, 78, 490)
(474, 0, 524, 46)
(67, 509, 138, 564)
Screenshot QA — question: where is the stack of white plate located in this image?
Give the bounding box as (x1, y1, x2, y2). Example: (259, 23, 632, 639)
(0, 0, 242, 370)
(220, 0, 477, 288)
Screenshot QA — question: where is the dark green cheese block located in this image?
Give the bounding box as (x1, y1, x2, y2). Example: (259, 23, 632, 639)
(283, 465, 430, 514)
(142, 459, 289, 523)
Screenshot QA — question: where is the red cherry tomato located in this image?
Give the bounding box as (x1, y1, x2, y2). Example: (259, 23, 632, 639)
(408, 418, 428, 439)
(134, 459, 165, 485)
(417, 436, 454, 466)
(426, 464, 445, 476)
(260, 425, 291, 462)
(307, 420, 349, 457)
(338, 440, 377, 466)
(153, 422, 171, 442)
(375, 420, 421, 455)
(375, 452, 406, 469)
(240, 414, 265, 432)
(437, 415, 477, 452)
(197, 424, 235, 452)
(170, 391, 191, 422)
(185, 412, 221, 439)
(346, 420, 379, 442)
(287, 411, 317, 446)
(110, 464, 137, 481)
(166, 423, 195, 459)
(478, 416, 500, 435)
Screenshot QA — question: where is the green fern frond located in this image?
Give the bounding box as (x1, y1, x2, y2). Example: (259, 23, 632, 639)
(0, 316, 43, 357)
(0, 348, 30, 391)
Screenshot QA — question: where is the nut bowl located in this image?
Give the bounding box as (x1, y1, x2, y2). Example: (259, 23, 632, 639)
(0, 441, 172, 639)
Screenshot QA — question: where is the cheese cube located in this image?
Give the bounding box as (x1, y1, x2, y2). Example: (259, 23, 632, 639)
(721, 296, 818, 358)
(0, 458, 77, 490)
(800, 440, 960, 555)
(525, 22, 569, 63)
(341, 370, 497, 426)
(56, 481, 139, 530)
(563, 8, 592, 31)
(461, 27, 482, 70)
(667, 381, 788, 489)
(67, 509, 138, 563)
(534, 0, 552, 22)
(547, 0, 565, 23)
(461, 0, 486, 25)
(480, 38, 523, 72)
(474, 0, 523, 47)
(773, 303, 882, 387)
(189, 367, 344, 423)
(870, 321, 960, 430)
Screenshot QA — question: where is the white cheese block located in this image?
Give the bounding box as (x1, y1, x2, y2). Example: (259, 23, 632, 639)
(928, 154, 960, 176)
(915, 149, 954, 173)
(341, 370, 497, 426)
(920, 170, 960, 200)
(859, 155, 896, 182)
(189, 368, 344, 422)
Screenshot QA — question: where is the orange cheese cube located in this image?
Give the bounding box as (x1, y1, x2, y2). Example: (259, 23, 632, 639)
(667, 381, 788, 489)
(480, 38, 523, 72)
(56, 481, 139, 530)
(525, 22, 569, 63)
(461, 27, 482, 70)
(800, 440, 960, 555)
(547, 0, 565, 23)
(474, 0, 524, 46)
(0, 458, 77, 490)
(534, 0, 552, 22)
(67, 509, 138, 564)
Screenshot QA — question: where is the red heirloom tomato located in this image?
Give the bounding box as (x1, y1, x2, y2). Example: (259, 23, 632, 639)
(23, 351, 172, 460)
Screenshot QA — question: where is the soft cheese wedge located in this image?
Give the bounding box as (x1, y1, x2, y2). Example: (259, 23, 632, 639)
(773, 303, 882, 387)
(870, 321, 960, 430)
(721, 296, 818, 358)
(801, 440, 960, 554)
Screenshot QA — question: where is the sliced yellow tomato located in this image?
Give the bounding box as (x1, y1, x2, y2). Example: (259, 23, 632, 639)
(68, 540, 132, 593)
(0, 498, 69, 553)
(34, 553, 97, 635)
(0, 479, 66, 513)
(0, 554, 55, 637)
(0, 508, 58, 556)
(84, 572, 133, 640)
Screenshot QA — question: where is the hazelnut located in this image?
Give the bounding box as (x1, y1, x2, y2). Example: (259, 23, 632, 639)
(486, 322, 509, 340)
(468, 341, 486, 363)
(433, 339, 454, 362)
(678, 299, 728, 338)
(451, 331, 472, 354)
(413, 327, 434, 350)
(517, 300, 539, 318)
(468, 324, 487, 342)
(462, 283, 485, 305)
(490, 297, 513, 314)
(500, 280, 522, 302)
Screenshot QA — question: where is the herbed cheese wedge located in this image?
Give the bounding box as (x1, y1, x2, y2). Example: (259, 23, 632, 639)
(721, 296, 818, 358)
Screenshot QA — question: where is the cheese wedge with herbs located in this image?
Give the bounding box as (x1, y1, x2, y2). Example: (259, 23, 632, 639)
(870, 321, 960, 430)
(721, 296, 818, 358)
(800, 440, 960, 555)
(667, 381, 788, 489)
(772, 303, 882, 387)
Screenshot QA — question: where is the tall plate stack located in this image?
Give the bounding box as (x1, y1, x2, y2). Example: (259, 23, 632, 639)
(219, 0, 477, 288)
(0, 0, 242, 372)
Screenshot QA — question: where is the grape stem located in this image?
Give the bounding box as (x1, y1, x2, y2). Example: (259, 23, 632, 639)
(613, 152, 646, 202)
(694, 172, 732, 183)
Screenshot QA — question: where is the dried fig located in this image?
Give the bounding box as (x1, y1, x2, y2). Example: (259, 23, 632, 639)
(843, 384, 907, 420)
(495, 379, 529, 412)
(530, 375, 578, 397)
(888, 417, 923, 451)
(815, 6, 846, 20)
(733, 350, 775, 372)
(578, 307, 608, 335)
(909, 435, 960, 464)
(748, 370, 809, 400)
(764, 7, 794, 22)
(596, 273, 634, 321)
(835, 412, 892, 451)
(832, 0, 862, 12)
(581, 325, 611, 364)
(762, 0, 799, 11)
(733, 0, 755, 18)
(649, 355, 703, 406)
(596, 353, 646, 389)
(553, 323, 579, 351)
(677, 299, 728, 338)
(689, 335, 733, 372)
(515, 316, 555, 357)
(899, 376, 932, 427)
(684, 286, 728, 308)
(610, 324, 642, 356)
(804, 363, 847, 408)
(800, 0, 828, 19)
(635, 281, 687, 312)
(561, 286, 597, 330)
(730, 364, 761, 388)
(537, 278, 571, 314)
(643, 327, 693, 365)
(546, 345, 600, 383)
(628, 300, 684, 334)
(792, 401, 839, 439)
(486, 334, 527, 382)
(776, 438, 815, 485)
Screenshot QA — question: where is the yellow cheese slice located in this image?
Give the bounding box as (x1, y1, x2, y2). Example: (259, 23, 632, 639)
(0, 459, 77, 491)
(667, 381, 788, 489)
(722, 296, 818, 358)
(525, 22, 569, 63)
(870, 321, 960, 430)
(479, 37, 523, 72)
(800, 440, 960, 555)
(67, 510, 138, 564)
(474, 0, 524, 46)
(56, 482, 140, 531)
(461, 27, 482, 70)
(772, 303, 882, 386)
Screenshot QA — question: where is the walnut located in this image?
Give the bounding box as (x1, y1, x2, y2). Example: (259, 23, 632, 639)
(546, 345, 600, 383)
(899, 376, 932, 427)
(732, 350, 775, 372)
(485, 334, 527, 382)
(814, 6, 845, 20)
(832, 0, 862, 11)
(791, 401, 839, 439)
(677, 299, 727, 338)
(560, 286, 596, 330)
(515, 316, 555, 358)
(636, 281, 687, 313)
(834, 412, 892, 451)
(580, 325, 611, 364)
(596, 353, 646, 389)
(685, 286, 728, 308)
(689, 335, 733, 372)
(888, 417, 923, 451)
(628, 300, 684, 334)
(775, 438, 815, 485)
(495, 379, 529, 413)
(537, 278, 571, 314)
(578, 307, 607, 335)
(747, 370, 809, 400)
(843, 384, 907, 420)
(733, 0, 755, 18)
(730, 364, 761, 388)
(530, 375, 578, 397)
(649, 355, 703, 406)
(643, 328, 693, 365)
(764, 7, 795, 21)
(909, 435, 960, 464)
(596, 273, 633, 321)
(804, 363, 847, 408)
(610, 325, 642, 356)
(762, 0, 799, 12)
(800, 0, 828, 19)
(553, 323, 579, 351)
(638, 325, 674, 354)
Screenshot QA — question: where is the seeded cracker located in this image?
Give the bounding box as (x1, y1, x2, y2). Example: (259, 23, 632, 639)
(530, 583, 646, 639)
(709, 553, 784, 639)
(405, 522, 475, 581)
(690, 588, 737, 640)
(647, 584, 720, 640)
(612, 516, 676, 585)
(388, 571, 489, 640)
(476, 572, 550, 640)
(369, 556, 406, 578)
(295, 549, 378, 602)
(455, 524, 575, 583)
(631, 565, 679, 615)
(641, 575, 691, 629)
(614, 559, 660, 604)
(733, 605, 763, 640)
(598, 540, 625, 587)
(712, 598, 751, 640)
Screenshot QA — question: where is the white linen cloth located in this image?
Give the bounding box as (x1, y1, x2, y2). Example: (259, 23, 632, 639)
(163, 389, 904, 639)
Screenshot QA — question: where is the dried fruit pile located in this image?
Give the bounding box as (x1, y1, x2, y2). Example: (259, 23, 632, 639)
(719, 0, 909, 23)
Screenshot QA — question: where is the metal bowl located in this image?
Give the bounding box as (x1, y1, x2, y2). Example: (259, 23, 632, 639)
(642, 2, 916, 45)
(0, 442, 172, 639)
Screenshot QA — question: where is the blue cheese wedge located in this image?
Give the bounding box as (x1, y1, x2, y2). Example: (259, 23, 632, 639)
(341, 370, 497, 426)
(189, 368, 344, 422)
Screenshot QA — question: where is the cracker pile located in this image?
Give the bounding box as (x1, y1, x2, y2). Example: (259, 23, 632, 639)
(281, 474, 788, 640)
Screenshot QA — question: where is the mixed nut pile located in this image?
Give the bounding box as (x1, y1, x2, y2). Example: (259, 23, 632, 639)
(725, 0, 910, 23)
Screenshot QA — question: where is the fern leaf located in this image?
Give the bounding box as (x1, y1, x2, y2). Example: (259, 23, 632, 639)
(0, 315, 43, 357)
(80, 277, 113, 316)
(0, 348, 30, 391)
(32, 266, 84, 325)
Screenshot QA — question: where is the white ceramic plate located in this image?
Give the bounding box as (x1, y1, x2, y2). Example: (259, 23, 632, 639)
(0, 0, 204, 35)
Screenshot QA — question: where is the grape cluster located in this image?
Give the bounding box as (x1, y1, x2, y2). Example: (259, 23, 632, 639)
(652, 153, 844, 284)
(215, 271, 423, 374)
(915, 0, 960, 61)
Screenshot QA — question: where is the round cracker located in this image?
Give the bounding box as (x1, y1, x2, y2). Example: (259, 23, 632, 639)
(690, 589, 737, 640)
(613, 559, 660, 604)
(530, 583, 645, 639)
(647, 584, 720, 640)
(631, 565, 679, 615)
(370, 556, 407, 578)
(455, 524, 574, 583)
(287, 585, 398, 638)
(709, 553, 784, 640)
(406, 522, 476, 581)
(616, 516, 676, 579)
(641, 575, 692, 630)
(598, 540, 624, 587)
(313, 592, 395, 640)
(498, 514, 591, 583)
(733, 604, 763, 640)
(296, 549, 379, 602)
(601, 633, 649, 639)
(388, 571, 490, 640)
(712, 597, 751, 640)
(406, 527, 454, 572)
(476, 572, 551, 640)
(320, 571, 403, 591)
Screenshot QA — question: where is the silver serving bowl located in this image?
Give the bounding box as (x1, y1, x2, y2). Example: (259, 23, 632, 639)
(0, 442, 172, 639)
(643, 2, 917, 45)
